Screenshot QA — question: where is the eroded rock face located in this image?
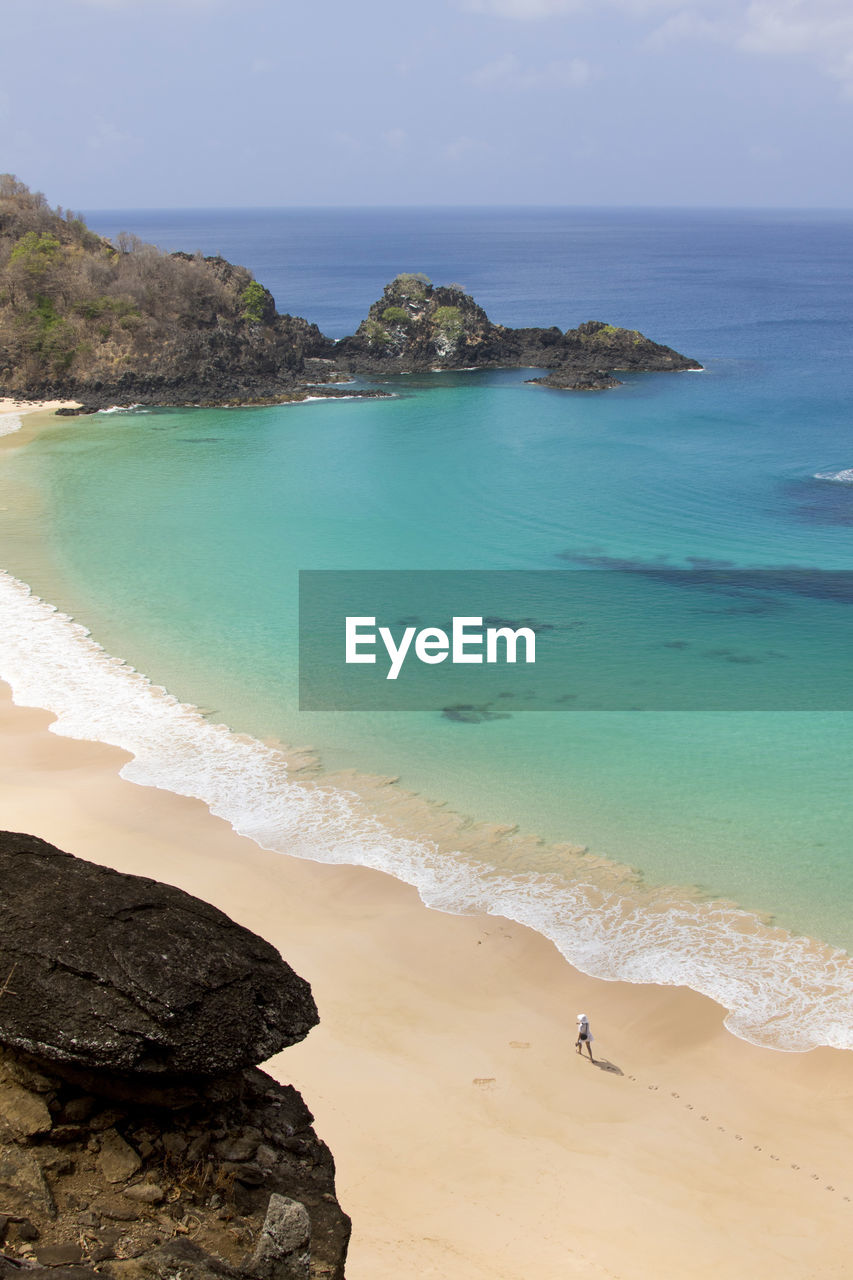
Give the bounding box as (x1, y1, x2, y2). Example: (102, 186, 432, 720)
(332, 275, 701, 384)
(0, 833, 319, 1080)
(0, 1047, 350, 1280)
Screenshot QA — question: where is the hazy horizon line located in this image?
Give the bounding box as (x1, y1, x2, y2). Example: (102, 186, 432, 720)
(81, 202, 853, 216)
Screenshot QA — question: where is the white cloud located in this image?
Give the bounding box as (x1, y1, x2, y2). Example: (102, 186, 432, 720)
(737, 0, 853, 90)
(643, 8, 732, 50)
(72, 0, 221, 7)
(464, 0, 853, 92)
(462, 0, 583, 17)
(656, 0, 853, 91)
(739, 0, 853, 56)
(462, 0, 682, 18)
(442, 135, 492, 162)
(470, 53, 594, 89)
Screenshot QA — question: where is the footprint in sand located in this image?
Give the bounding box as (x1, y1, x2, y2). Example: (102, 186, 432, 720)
(648, 1084, 658, 1091)
(473, 1077, 497, 1089)
(826, 1186, 834, 1191)
(701, 1115, 709, 1121)
(754, 1145, 762, 1151)
(686, 1104, 694, 1110)
(717, 1126, 726, 1133)
(734, 1135, 743, 1141)
(671, 1091, 680, 1099)
(509, 1041, 530, 1049)
(811, 1174, 820, 1180)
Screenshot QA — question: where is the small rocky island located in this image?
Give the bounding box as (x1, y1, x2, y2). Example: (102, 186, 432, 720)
(333, 273, 699, 387)
(0, 831, 350, 1279)
(0, 176, 700, 407)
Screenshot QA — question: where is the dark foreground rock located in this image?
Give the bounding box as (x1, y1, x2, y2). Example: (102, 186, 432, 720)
(0, 835, 349, 1279)
(0, 832, 318, 1084)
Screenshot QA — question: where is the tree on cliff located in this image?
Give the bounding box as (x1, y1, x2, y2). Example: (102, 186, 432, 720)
(0, 176, 327, 402)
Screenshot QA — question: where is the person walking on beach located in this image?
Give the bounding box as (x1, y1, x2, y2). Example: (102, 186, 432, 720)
(576, 1013, 594, 1061)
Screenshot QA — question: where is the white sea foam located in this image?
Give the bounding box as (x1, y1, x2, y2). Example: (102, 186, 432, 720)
(814, 468, 853, 484)
(0, 414, 23, 437)
(1, 567, 852, 1053)
(295, 395, 383, 405)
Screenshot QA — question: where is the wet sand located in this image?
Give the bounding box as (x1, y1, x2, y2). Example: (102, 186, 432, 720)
(1, 683, 852, 1279)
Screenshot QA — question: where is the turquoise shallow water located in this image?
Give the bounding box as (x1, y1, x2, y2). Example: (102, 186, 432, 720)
(2, 209, 853, 1049)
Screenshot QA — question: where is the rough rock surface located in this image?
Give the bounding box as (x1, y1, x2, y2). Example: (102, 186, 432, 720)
(0, 832, 318, 1081)
(0, 1046, 350, 1279)
(248, 1195, 311, 1280)
(332, 275, 701, 384)
(0, 834, 349, 1279)
(0, 178, 700, 404)
(529, 367, 622, 391)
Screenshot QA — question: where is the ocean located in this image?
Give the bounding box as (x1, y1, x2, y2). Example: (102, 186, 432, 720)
(1, 207, 852, 1052)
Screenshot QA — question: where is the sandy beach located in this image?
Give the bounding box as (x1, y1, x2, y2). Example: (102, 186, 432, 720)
(1, 403, 852, 1277)
(1, 681, 852, 1279)
(0, 398, 80, 417)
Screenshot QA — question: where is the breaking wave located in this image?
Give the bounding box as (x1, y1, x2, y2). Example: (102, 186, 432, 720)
(814, 468, 853, 484)
(1, 570, 853, 1053)
(0, 415, 23, 438)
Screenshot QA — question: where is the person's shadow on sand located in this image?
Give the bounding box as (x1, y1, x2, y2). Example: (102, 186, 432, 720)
(592, 1058, 623, 1075)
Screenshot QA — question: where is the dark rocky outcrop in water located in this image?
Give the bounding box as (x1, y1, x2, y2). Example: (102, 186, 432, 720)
(332, 276, 701, 385)
(527, 320, 699, 389)
(0, 834, 349, 1280)
(0, 176, 700, 406)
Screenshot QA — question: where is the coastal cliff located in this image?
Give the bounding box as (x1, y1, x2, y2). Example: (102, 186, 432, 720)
(0, 177, 331, 405)
(0, 176, 699, 406)
(0, 832, 350, 1280)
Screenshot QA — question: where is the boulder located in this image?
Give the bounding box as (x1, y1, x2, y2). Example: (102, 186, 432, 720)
(97, 1129, 142, 1184)
(0, 1143, 56, 1218)
(247, 1195, 311, 1280)
(0, 833, 318, 1080)
(0, 1078, 53, 1138)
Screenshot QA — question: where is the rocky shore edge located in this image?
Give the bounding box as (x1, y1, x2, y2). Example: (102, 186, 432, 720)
(55, 277, 702, 412)
(0, 179, 700, 409)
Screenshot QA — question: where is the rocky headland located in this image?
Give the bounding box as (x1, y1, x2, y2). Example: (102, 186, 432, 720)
(333, 275, 701, 388)
(0, 831, 350, 1280)
(0, 175, 700, 408)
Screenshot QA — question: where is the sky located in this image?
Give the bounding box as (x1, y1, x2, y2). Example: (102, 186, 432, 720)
(2, 0, 853, 208)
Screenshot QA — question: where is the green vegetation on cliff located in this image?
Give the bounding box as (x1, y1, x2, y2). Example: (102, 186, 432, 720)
(0, 175, 325, 402)
(0, 179, 700, 403)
